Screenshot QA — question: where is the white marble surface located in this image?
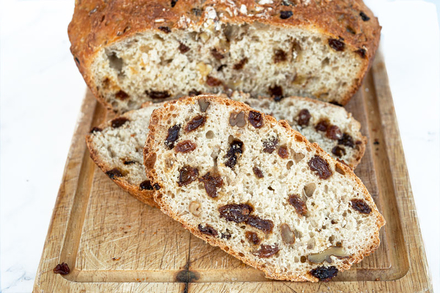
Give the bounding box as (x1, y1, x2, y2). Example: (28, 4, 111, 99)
(0, 0, 438, 292)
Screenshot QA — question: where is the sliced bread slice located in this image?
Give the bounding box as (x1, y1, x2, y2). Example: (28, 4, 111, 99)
(144, 95, 385, 282)
(232, 92, 366, 168)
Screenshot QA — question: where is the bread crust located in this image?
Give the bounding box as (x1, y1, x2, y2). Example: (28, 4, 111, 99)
(144, 95, 385, 282)
(69, 0, 381, 110)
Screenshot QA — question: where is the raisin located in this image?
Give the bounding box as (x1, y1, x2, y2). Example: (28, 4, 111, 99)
(153, 183, 161, 190)
(189, 89, 201, 96)
(326, 125, 343, 140)
(111, 117, 129, 128)
(53, 263, 70, 275)
(346, 26, 356, 35)
(274, 49, 287, 63)
(175, 140, 197, 153)
(178, 166, 199, 186)
(211, 48, 225, 60)
(331, 146, 346, 158)
(115, 90, 129, 100)
(140, 180, 154, 190)
(308, 156, 333, 179)
(74, 57, 80, 65)
(106, 168, 123, 179)
(262, 137, 278, 153)
(254, 244, 279, 258)
(90, 127, 102, 133)
(221, 229, 232, 240)
(233, 57, 248, 70)
(199, 172, 223, 198)
(328, 39, 345, 52)
(351, 199, 372, 214)
(288, 194, 307, 216)
(310, 266, 338, 281)
(269, 85, 283, 98)
(224, 139, 243, 168)
(245, 216, 274, 233)
(185, 115, 206, 132)
(178, 42, 190, 53)
(253, 166, 264, 178)
(245, 231, 261, 245)
(123, 160, 136, 165)
(217, 64, 227, 71)
(171, 0, 178, 7)
(280, 11, 293, 19)
(147, 90, 171, 99)
(315, 120, 329, 132)
(248, 111, 263, 128)
(165, 124, 181, 149)
(219, 203, 253, 223)
(206, 76, 222, 86)
(355, 48, 367, 58)
(297, 109, 311, 126)
(273, 95, 284, 102)
(158, 26, 171, 33)
(360, 11, 370, 21)
(278, 146, 289, 159)
(198, 224, 218, 237)
(338, 133, 354, 148)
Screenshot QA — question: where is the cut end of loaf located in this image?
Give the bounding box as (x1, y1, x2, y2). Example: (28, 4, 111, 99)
(92, 23, 366, 112)
(144, 95, 385, 282)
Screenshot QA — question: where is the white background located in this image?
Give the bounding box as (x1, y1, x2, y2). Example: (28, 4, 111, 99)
(0, 0, 439, 292)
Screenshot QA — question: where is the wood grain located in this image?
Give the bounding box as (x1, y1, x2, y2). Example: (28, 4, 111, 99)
(33, 52, 433, 292)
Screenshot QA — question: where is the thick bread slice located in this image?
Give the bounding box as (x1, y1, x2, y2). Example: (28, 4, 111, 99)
(232, 92, 366, 168)
(144, 95, 385, 282)
(86, 103, 161, 208)
(69, 0, 380, 113)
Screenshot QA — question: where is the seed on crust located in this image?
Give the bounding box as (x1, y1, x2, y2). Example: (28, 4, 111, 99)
(165, 124, 181, 149)
(185, 115, 206, 132)
(254, 244, 279, 258)
(175, 140, 197, 153)
(111, 117, 129, 128)
(278, 146, 289, 159)
(308, 155, 333, 179)
(245, 231, 261, 245)
(106, 168, 123, 179)
(288, 194, 307, 216)
(253, 166, 264, 178)
(198, 99, 210, 112)
(351, 199, 372, 214)
(248, 111, 263, 128)
(280, 224, 295, 244)
(229, 111, 246, 127)
(178, 166, 199, 186)
(310, 266, 338, 281)
(140, 180, 154, 190)
(328, 39, 345, 51)
(297, 109, 311, 126)
(198, 172, 223, 198)
(198, 224, 218, 237)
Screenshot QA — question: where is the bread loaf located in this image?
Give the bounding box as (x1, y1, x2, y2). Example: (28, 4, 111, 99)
(144, 95, 385, 282)
(69, 0, 380, 113)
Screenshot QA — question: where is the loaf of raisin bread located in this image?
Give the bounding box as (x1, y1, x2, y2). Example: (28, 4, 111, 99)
(69, 0, 380, 113)
(144, 95, 385, 282)
(232, 92, 366, 168)
(86, 103, 161, 207)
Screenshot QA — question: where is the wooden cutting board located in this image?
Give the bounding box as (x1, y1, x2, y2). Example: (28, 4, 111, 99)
(33, 52, 433, 292)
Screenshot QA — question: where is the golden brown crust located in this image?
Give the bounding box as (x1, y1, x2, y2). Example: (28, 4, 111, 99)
(144, 95, 385, 282)
(69, 0, 381, 109)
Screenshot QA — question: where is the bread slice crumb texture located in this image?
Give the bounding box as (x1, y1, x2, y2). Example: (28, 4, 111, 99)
(144, 95, 385, 282)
